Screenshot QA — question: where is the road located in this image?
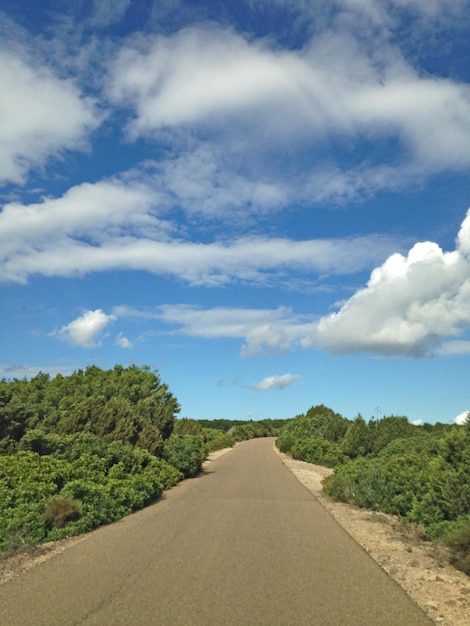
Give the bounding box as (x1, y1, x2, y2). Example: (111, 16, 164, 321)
(0, 438, 432, 625)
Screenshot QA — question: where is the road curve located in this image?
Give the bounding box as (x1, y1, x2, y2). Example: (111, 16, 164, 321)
(0, 438, 432, 625)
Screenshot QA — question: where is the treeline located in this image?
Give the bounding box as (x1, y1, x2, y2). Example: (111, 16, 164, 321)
(277, 405, 470, 575)
(0, 365, 283, 553)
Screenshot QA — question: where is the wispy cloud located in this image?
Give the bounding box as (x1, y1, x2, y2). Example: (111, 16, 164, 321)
(115, 304, 316, 356)
(0, 173, 405, 285)
(115, 332, 133, 349)
(437, 341, 470, 356)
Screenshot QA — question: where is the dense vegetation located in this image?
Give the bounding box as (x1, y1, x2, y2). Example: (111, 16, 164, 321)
(12, 366, 469, 577)
(0, 365, 285, 554)
(277, 405, 470, 574)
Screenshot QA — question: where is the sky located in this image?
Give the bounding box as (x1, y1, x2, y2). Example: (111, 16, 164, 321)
(1, 0, 470, 426)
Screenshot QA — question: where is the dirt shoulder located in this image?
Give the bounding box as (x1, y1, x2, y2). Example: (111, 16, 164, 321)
(275, 446, 470, 626)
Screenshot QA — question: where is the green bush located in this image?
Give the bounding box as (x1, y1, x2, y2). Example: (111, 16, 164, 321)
(203, 428, 234, 453)
(446, 520, 470, 575)
(163, 434, 205, 478)
(291, 436, 346, 468)
(276, 433, 294, 454)
(0, 439, 185, 552)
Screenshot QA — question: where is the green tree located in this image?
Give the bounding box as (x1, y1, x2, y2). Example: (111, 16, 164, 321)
(341, 414, 372, 459)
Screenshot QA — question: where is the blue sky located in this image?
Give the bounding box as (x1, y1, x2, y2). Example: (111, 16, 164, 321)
(1, 0, 470, 425)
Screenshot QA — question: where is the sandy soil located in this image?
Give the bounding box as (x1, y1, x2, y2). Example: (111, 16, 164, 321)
(2, 444, 470, 626)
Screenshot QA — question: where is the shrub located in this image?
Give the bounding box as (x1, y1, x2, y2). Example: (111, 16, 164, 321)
(446, 520, 470, 575)
(163, 434, 205, 478)
(203, 428, 234, 453)
(276, 434, 294, 454)
(42, 497, 82, 529)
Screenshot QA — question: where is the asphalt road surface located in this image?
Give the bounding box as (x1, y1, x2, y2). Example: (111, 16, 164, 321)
(0, 438, 433, 625)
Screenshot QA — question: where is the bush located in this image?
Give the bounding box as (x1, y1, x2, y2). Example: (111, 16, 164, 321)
(446, 520, 470, 575)
(163, 434, 205, 478)
(291, 436, 346, 468)
(276, 434, 294, 454)
(324, 458, 391, 510)
(42, 497, 82, 529)
(203, 428, 234, 453)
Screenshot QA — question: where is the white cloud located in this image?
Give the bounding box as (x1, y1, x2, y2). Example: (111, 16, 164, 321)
(308, 209, 470, 357)
(152, 147, 289, 218)
(53, 309, 116, 348)
(251, 373, 300, 392)
(115, 332, 133, 348)
(0, 48, 100, 186)
(115, 304, 317, 356)
(108, 26, 299, 135)
(107, 24, 470, 183)
(454, 411, 469, 425)
(437, 341, 470, 356)
(0, 174, 404, 285)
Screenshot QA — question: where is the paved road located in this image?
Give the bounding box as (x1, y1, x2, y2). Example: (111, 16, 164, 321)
(0, 438, 432, 625)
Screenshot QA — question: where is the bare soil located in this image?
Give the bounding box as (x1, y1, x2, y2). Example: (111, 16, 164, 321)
(2, 444, 470, 626)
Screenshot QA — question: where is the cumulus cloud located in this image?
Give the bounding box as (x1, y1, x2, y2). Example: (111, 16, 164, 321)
(308, 209, 470, 357)
(53, 309, 116, 348)
(454, 411, 469, 425)
(251, 373, 300, 392)
(0, 48, 100, 186)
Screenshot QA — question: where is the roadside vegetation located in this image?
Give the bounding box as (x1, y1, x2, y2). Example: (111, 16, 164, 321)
(276, 405, 470, 575)
(0, 365, 285, 554)
(7, 367, 468, 578)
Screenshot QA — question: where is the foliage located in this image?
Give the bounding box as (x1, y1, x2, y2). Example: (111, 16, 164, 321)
(162, 434, 205, 478)
(0, 365, 179, 454)
(0, 366, 290, 555)
(446, 520, 470, 576)
(202, 427, 235, 453)
(0, 436, 182, 551)
(340, 414, 373, 459)
(290, 436, 346, 468)
(277, 405, 470, 575)
(195, 417, 291, 433)
(173, 418, 235, 453)
(276, 405, 349, 465)
(230, 419, 290, 442)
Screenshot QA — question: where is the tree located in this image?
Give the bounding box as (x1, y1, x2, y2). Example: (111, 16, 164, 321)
(341, 414, 372, 459)
(370, 415, 416, 454)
